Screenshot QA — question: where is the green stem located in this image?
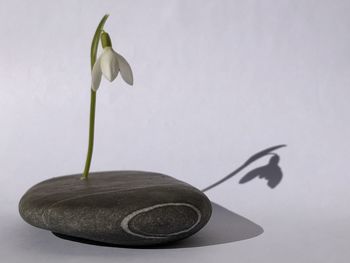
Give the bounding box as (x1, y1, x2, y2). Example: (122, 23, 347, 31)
(81, 14, 109, 180)
(82, 90, 97, 179)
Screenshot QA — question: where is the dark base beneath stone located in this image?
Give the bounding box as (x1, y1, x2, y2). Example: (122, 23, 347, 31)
(52, 232, 119, 247)
(52, 232, 187, 248)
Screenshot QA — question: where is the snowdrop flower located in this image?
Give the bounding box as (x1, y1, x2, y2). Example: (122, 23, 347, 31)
(82, 15, 135, 180)
(91, 32, 133, 91)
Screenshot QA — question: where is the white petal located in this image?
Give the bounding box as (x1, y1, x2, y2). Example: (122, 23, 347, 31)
(100, 47, 119, 81)
(91, 56, 102, 91)
(116, 53, 133, 85)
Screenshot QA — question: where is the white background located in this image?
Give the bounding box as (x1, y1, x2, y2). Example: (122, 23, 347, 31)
(1, 0, 349, 262)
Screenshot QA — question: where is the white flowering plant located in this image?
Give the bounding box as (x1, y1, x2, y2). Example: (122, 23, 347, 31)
(82, 14, 133, 180)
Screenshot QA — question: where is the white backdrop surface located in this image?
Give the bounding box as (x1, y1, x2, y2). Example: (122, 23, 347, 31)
(0, 0, 349, 262)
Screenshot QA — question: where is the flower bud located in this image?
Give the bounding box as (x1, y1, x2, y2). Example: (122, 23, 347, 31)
(101, 32, 112, 48)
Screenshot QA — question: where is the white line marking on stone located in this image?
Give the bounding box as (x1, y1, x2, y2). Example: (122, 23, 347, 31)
(120, 203, 201, 239)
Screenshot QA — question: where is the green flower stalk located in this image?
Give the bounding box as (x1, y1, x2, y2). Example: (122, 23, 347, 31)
(81, 14, 134, 180)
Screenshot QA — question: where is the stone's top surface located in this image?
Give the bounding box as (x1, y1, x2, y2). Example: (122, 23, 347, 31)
(19, 171, 212, 246)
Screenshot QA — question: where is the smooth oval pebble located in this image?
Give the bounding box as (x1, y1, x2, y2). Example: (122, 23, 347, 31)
(19, 171, 212, 246)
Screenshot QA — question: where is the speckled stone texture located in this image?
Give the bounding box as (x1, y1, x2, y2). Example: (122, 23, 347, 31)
(19, 171, 212, 246)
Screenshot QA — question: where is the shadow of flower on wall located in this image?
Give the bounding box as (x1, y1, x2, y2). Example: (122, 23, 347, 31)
(239, 153, 283, 188)
(202, 144, 286, 192)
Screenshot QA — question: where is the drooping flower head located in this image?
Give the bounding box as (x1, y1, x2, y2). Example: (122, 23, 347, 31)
(91, 32, 133, 91)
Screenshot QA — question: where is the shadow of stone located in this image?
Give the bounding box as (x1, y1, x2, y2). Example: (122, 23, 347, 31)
(160, 202, 263, 248)
(53, 202, 263, 249)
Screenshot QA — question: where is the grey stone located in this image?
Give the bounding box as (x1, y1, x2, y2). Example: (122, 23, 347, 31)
(19, 171, 212, 246)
